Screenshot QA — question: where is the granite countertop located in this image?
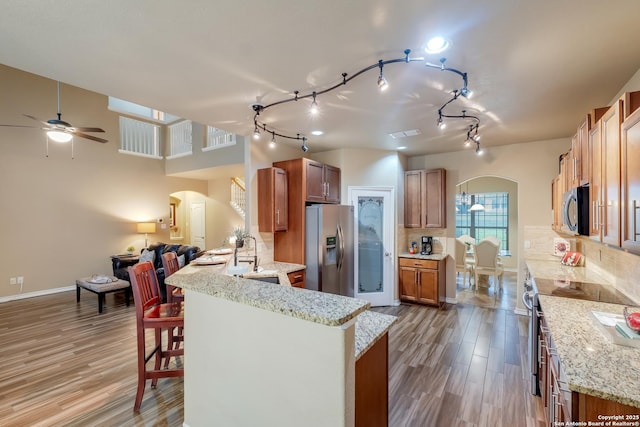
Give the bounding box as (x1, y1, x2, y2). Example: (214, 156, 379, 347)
(166, 262, 369, 327)
(398, 252, 448, 261)
(354, 310, 397, 361)
(538, 295, 640, 408)
(526, 257, 612, 284)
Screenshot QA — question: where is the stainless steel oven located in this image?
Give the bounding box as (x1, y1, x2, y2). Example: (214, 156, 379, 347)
(521, 268, 540, 395)
(561, 186, 589, 235)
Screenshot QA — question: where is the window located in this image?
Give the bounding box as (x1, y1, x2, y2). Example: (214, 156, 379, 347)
(167, 120, 193, 159)
(118, 116, 162, 159)
(455, 191, 509, 250)
(204, 126, 236, 151)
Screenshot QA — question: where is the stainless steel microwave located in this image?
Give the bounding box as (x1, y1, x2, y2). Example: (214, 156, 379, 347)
(562, 186, 589, 235)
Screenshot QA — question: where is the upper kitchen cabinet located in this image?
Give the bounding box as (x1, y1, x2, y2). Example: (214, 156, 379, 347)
(303, 159, 341, 203)
(258, 167, 288, 232)
(600, 98, 624, 247)
(621, 102, 640, 253)
(404, 168, 446, 228)
(589, 120, 603, 238)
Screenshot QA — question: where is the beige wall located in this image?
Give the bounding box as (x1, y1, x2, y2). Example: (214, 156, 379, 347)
(0, 65, 208, 299)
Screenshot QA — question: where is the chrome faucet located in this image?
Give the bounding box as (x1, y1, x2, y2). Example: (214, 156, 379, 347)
(233, 235, 258, 271)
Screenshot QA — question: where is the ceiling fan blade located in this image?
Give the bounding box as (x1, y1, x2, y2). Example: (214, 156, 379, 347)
(0, 124, 39, 128)
(23, 114, 51, 127)
(72, 126, 105, 133)
(71, 130, 108, 143)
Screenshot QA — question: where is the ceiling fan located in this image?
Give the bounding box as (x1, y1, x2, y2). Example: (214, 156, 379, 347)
(0, 81, 108, 144)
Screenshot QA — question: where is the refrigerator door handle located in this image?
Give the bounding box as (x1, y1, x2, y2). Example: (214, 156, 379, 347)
(336, 224, 344, 271)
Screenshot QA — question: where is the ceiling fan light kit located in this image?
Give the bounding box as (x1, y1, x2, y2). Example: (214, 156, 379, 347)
(251, 45, 482, 153)
(0, 81, 108, 158)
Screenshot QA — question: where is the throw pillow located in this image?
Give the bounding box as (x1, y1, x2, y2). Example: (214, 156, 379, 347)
(178, 254, 186, 268)
(140, 248, 155, 264)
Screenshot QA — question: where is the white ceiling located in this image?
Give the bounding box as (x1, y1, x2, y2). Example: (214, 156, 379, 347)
(1, 0, 640, 157)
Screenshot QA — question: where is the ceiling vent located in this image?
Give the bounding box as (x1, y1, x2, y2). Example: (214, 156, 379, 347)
(389, 129, 421, 139)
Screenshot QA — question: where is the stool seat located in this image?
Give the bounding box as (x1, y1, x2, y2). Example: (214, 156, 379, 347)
(76, 277, 131, 313)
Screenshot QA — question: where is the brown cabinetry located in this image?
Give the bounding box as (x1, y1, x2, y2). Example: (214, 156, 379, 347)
(272, 158, 341, 264)
(287, 269, 306, 288)
(600, 99, 624, 247)
(398, 257, 445, 306)
(404, 168, 446, 228)
(589, 121, 603, 238)
(258, 167, 288, 232)
(304, 160, 341, 203)
(621, 106, 640, 253)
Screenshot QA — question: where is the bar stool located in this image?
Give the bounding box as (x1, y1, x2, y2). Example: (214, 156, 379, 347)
(161, 251, 184, 365)
(128, 261, 184, 412)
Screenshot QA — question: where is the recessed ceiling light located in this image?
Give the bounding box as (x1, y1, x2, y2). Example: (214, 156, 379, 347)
(425, 36, 449, 54)
(311, 130, 324, 136)
(397, 146, 407, 150)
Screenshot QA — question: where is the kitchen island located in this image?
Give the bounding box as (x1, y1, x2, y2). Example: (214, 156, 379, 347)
(166, 259, 396, 427)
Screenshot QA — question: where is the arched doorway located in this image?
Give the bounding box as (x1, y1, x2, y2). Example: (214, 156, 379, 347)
(455, 176, 518, 309)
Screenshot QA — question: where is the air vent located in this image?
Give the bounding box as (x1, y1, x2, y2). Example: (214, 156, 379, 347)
(389, 129, 421, 139)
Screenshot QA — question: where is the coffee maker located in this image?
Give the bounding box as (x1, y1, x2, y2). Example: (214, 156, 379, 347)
(421, 236, 433, 255)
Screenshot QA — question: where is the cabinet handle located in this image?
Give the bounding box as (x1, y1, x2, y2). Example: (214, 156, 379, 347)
(634, 200, 640, 239)
(292, 274, 303, 280)
(592, 200, 597, 230)
(326, 182, 330, 197)
(276, 209, 280, 225)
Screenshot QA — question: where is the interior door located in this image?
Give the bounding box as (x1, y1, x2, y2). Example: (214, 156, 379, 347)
(348, 186, 395, 306)
(190, 201, 206, 249)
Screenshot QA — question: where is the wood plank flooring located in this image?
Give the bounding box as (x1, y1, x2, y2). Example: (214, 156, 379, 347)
(0, 272, 545, 426)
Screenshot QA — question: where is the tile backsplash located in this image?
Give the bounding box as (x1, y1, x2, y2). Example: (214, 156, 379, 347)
(524, 225, 640, 304)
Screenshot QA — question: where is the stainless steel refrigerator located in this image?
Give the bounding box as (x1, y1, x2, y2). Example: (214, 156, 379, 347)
(305, 204, 354, 297)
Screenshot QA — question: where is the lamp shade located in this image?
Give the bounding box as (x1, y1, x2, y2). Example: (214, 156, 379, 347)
(137, 222, 157, 234)
(469, 203, 485, 211)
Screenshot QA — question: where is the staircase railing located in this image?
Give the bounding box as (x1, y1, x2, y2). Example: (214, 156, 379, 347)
(230, 177, 245, 218)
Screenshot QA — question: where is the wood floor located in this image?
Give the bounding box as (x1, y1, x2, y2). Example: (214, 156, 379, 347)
(0, 273, 545, 426)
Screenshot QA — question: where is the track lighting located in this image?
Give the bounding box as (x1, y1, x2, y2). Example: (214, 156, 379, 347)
(310, 92, 318, 115)
(377, 60, 388, 91)
(269, 132, 276, 148)
(251, 48, 481, 153)
(475, 142, 483, 155)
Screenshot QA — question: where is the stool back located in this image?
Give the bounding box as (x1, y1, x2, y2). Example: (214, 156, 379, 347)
(161, 252, 180, 277)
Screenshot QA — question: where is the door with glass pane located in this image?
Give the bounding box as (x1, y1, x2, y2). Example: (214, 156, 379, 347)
(348, 186, 395, 306)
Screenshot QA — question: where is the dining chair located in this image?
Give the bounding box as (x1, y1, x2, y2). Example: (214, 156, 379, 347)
(457, 234, 476, 245)
(160, 252, 185, 366)
(472, 239, 504, 297)
(161, 252, 183, 303)
(128, 261, 184, 412)
(455, 238, 474, 287)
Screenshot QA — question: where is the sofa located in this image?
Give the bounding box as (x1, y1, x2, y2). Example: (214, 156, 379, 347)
(112, 242, 201, 302)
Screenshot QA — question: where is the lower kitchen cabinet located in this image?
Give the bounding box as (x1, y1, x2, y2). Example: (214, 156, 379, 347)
(398, 257, 445, 307)
(287, 269, 305, 288)
(355, 333, 388, 427)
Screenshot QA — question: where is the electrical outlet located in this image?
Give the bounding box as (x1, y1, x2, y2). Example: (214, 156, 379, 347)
(9, 277, 17, 285)
(17, 276, 24, 285)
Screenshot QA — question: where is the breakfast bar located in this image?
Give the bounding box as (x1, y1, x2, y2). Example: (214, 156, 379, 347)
(166, 259, 396, 427)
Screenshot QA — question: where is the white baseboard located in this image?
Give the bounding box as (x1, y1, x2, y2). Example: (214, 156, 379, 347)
(0, 285, 75, 303)
(445, 297, 458, 304)
(393, 299, 401, 306)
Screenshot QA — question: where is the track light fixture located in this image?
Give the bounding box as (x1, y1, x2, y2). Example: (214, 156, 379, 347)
(310, 92, 319, 115)
(269, 132, 276, 148)
(251, 48, 481, 152)
(377, 60, 388, 91)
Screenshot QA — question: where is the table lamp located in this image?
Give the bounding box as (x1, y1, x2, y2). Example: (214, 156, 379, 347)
(137, 222, 157, 248)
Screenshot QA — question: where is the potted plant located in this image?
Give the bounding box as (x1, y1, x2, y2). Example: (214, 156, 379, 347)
(126, 245, 135, 255)
(232, 227, 250, 248)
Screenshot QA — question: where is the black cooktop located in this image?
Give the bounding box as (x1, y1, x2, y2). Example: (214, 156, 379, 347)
(532, 277, 636, 306)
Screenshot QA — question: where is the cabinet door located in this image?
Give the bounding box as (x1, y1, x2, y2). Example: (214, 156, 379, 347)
(305, 160, 326, 202)
(578, 116, 590, 186)
(404, 171, 422, 228)
(258, 167, 288, 232)
(569, 134, 579, 188)
(274, 168, 288, 231)
(416, 268, 438, 305)
(399, 266, 418, 301)
(601, 100, 623, 247)
(424, 168, 446, 228)
(551, 177, 561, 229)
(589, 122, 603, 238)
(324, 165, 341, 203)
(621, 107, 640, 253)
